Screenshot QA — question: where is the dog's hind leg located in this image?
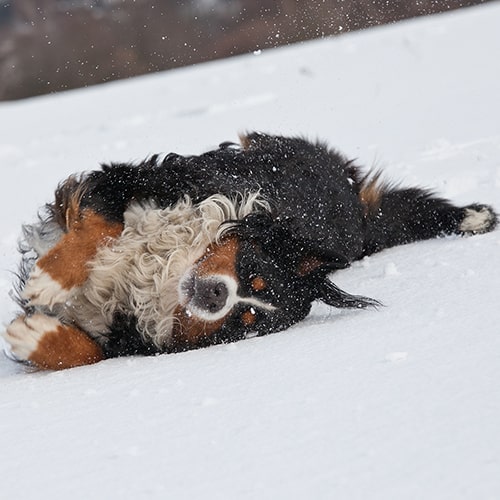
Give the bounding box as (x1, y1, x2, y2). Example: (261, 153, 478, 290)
(360, 176, 497, 256)
(19, 176, 123, 310)
(4, 314, 103, 370)
(22, 208, 123, 309)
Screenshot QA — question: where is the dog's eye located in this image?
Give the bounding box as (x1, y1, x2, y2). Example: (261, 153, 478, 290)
(241, 307, 257, 326)
(250, 276, 267, 292)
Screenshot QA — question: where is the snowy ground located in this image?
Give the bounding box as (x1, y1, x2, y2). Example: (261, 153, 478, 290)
(1, 4, 499, 499)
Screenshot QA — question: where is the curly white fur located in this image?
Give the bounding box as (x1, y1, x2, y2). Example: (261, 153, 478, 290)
(65, 193, 269, 349)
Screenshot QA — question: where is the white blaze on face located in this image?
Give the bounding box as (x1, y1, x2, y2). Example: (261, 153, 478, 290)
(178, 271, 276, 322)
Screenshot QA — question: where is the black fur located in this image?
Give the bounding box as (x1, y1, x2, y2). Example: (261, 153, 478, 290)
(64, 132, 496, 355)
(14, 133, 499, 358)
(81, 133, 496, 254)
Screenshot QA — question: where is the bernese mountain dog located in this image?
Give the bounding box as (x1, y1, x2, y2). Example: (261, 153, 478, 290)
(3, 133, 497, 370)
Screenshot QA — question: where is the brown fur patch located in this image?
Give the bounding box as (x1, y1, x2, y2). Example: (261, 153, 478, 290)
(29, 323, 103, 370)
(52, 175, 86, 230)
(241, 310, 257, 326)
(239, 133, 251, 150)
(251, 276, 267, 292)
(195, 235, 239, 281)
(297, 256, 325, 277)
(37, 209, 123, 289)
(172, 306, 226, 346)
(359, 172, 384, 215)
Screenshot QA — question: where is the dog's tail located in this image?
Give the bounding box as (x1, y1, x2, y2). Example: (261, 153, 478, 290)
(358, 172, 497, 256)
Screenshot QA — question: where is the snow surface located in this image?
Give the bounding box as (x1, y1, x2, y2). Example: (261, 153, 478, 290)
(1, 4, 500, 499)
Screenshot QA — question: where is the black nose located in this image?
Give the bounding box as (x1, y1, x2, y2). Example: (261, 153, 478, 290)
(193, 279, 229, 314)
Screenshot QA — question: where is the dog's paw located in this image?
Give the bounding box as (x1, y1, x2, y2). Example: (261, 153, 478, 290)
(21, 264, 70, 308)
(459, 204, 497, 235)
(3, 314, 62, 363)
(3, 314, 103, 370)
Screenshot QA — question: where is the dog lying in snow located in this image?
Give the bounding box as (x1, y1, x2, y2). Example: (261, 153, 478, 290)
(3, 133, 497, 370)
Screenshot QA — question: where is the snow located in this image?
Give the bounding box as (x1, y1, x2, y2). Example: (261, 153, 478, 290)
(1, 4, 500, 499)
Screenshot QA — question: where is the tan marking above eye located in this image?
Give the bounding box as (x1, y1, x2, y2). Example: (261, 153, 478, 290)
(241, 309, 257, 326)
(251, 276, 267, 292)
(195, 236, 239, 281)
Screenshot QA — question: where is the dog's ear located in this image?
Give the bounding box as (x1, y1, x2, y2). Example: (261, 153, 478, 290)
(295, 254, 380, 309)
(312, 277, 381, 309)
(234, 214, 351, 269)
(233, 215, 378, 310)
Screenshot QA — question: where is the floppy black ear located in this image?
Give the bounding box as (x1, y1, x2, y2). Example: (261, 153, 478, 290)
(232, 214, 354, 269)
(314, 278, 381, 309)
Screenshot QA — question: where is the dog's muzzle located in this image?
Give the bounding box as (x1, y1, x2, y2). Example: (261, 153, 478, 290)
(178, 271, 238, 321)
(183, 274, 229, 314)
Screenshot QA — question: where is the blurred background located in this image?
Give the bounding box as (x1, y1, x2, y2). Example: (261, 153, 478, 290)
(0, 0, 491, 101)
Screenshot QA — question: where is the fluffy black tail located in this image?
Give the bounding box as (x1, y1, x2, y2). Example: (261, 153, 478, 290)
(359, 175, 497, 256)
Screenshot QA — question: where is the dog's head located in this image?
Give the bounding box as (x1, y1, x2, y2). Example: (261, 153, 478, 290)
(173, 212, 378, 349)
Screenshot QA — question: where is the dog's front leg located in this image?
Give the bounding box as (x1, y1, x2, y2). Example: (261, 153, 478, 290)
(22, 210, 123, 309)
(4, 314, 103, 370)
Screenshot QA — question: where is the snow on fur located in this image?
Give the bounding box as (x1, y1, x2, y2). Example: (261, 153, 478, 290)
(1, 4, 499, 500)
